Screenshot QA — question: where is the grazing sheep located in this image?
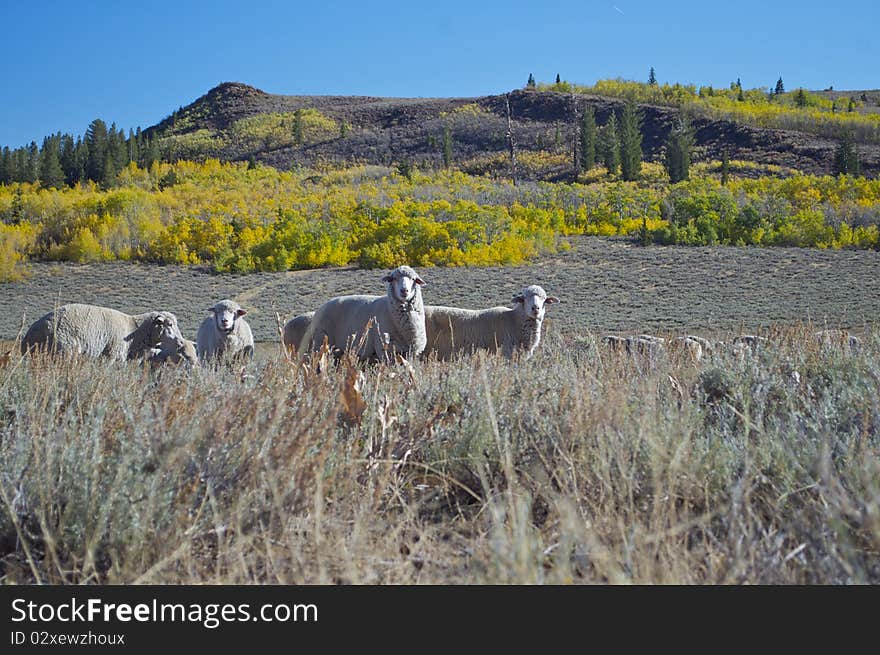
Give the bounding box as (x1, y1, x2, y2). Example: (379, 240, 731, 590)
(601, 334, 665, 358)
(302, 266, 428, 362)
(196, 299, 255, 362)
(149, 339, 199, 368)
(423, 285, 559, 360)
(21, 303, 184, 361)
(673, 336, 704, 362)
(815, 329, 861, 352)
(282, 312, 314, 355)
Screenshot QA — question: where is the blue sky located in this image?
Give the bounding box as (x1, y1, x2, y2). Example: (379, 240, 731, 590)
(2, 0, 878, 148)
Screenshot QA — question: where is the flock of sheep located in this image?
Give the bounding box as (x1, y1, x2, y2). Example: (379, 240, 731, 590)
(18, 263, 862, 368)
(19, 265, 562, 366)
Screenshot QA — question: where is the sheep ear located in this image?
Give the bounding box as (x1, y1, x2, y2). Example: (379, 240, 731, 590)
(381, 274, 393, 283)
(236, 309, 247, 317)
(512, 293, 524, 304)
(207, 307, 216, 314)
(546, 296, 560, 304)
(415, 276, 426, 286)
(153, 315, 167, 326)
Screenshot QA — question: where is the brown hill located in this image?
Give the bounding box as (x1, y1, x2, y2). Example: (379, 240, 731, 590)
(147, 82, 880, 179)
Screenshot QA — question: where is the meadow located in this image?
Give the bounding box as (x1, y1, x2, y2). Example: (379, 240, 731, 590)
(0, 323, 877, 584)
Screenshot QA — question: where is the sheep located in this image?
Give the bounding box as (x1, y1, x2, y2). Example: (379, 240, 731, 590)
(423, 284, 559, 360)
(601, 333, 666, 359)
(815, 329, 861, 352)
(282, 311, 314, 355)
(196, 299, 254, 363)
(21, 303, 185, 361)
(149, 339, 199, 368)
(302, 266, 427, 362)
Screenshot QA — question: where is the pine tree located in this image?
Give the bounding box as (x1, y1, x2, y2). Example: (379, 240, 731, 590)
(59, 134, 78, 186)
(795, 89, 807, 108)
(618, 101, 643, 181)
(85, 119, 109, 183)
(442, 125, 453, 169)
(555, 73, 561, 85)
(774, 77, 785, 96)
(527, 73, 536, 88)
(648, 67, 657, 86)
(601, 113, 620, 175)
(737, 86, 745, 102)
(579, 106, 597, 170)
(101, 150, 117, 188)
(39, 134, 65, 188)
(24, 142, 40, 183)
(664, 116, 694, 183)
(0, 147, 10, 185)
(834, 131, 860, 175)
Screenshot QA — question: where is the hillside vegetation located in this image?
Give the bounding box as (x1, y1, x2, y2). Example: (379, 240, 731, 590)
(1, 158, 879, 281)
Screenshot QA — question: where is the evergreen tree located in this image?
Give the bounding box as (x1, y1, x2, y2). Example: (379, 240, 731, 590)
(74, 137, 89, 184)
(648, 67, 657, 86)
(618, 101, 643, 181)
(737, 86, 745, 102)
(795, 89, 807, 108)
(774, 77, 785, 96)
(720, 148, 730, 186)
(85, 119, 109, 183)
(834, 131, 860, 175)
(442, 125, 453, 169)
(128, 128, 137, 163)
(555, 73, 561, 85)
(526, 73, 536, 88)
(59, 134, 78, 186)
(24, 142, 40, 183)
(0, 147, 10, 184)
(579, 106, 597, 170)
(664, 116, 694, 183)
(39, 134, 65, 188)
(144, 137, 160, 168)
(101, 150, 117, 187)
(601, 113, 620, 175)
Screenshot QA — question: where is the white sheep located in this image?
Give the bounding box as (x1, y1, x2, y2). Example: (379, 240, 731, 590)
(302, 266, 427, 362)
(21, 303, 185, 361)
(815, 329, 861, 352)
(282, 311, 314, 355)
(149, 339, 199, 368)
(423, 285, 559, 360)
(196, 299, 255, 362)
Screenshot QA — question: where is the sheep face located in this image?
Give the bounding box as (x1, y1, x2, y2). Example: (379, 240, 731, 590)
(512, 285, 559, 322)
(208, 300, 247, 334)
(152, 312, 185, 350)
(382, 266, 426, 305)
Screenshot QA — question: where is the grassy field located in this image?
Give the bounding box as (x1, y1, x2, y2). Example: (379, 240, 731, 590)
(2, 236, 880, 343)
(1, 237, 878, 584)
(0, 324, 878, 584)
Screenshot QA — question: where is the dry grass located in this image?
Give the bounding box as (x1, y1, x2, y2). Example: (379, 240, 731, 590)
(0, 325, 878, 584)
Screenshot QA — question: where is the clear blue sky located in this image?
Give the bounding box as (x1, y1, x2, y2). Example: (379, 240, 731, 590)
(2, 0, 878, 148)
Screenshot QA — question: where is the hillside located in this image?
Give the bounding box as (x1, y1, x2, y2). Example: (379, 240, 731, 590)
(147, 82, 880, 178)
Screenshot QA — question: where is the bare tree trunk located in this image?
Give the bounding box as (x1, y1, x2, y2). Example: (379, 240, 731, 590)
(505, 94, 518, 187)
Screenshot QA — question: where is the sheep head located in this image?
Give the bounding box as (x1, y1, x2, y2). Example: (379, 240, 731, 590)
(512, 285, 559, 322)
(381, 266, 426, 306)
(151, 311, 185, 350)
(208, 299, 247, 335)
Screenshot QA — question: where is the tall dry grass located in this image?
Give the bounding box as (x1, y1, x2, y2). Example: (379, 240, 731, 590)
(0, 325, 878, 584)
